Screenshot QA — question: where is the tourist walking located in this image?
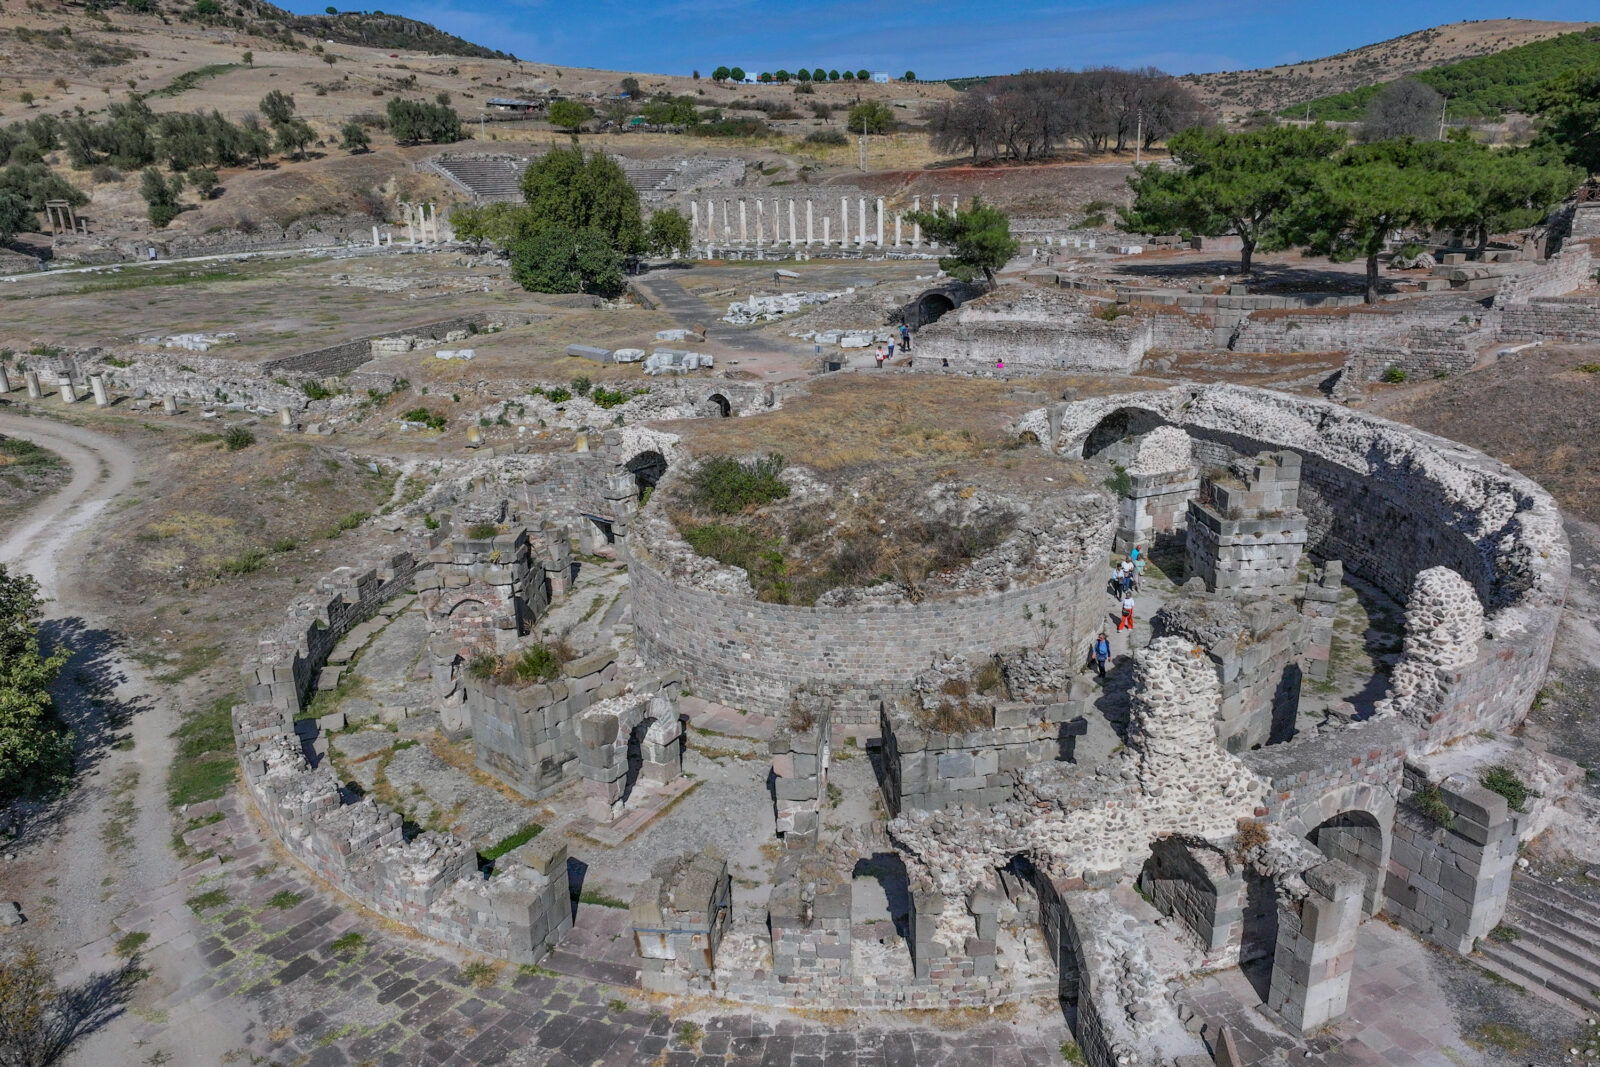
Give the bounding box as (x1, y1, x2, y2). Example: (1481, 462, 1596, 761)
(996, 357, 1005, 373)
(1118, 592, 1136, 632)
(900, 323, 911, 352)
(1131, 544, 1146, 589)
(874, 345, 886, 368)
(887, 339, 896, 361)
(1093, 632, 1111, 679)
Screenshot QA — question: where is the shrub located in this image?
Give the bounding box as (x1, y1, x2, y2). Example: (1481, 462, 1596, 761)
(479, 821, 542, 863)
(570, 375, 591, 397)
(302, 380, 336, 400)
(465, 522, 499, 540)
(1412, 785, 1454, 827)
(544, 386, 572, 404)
(401, 407, 447, 430)
(511, 643, 567, 683)
(686, 453, 789, 514)
(222, 425, 254, 451)
(1480, 764, 1540, 812)
(1575, 363, 1600, 373)
(804, 129, 847, 146)
(466, 653, 497, 681)
(1381, 365, 1407, 383)
(1103, 464, 1133, 497)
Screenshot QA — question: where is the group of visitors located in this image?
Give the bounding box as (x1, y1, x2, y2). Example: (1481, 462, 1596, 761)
(1091, 544, 1148, 678)
(873, 324, 913, 369)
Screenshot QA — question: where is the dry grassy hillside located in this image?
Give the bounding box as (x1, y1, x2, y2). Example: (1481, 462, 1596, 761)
(1184, 19, 1598, 117)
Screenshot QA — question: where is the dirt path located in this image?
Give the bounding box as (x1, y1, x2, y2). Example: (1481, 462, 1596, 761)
(0, 409, 256, 1064)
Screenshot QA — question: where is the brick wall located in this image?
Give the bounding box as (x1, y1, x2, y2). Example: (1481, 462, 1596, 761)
(1499, 300, 1600, 344)
(1492, 244, 1593, 307)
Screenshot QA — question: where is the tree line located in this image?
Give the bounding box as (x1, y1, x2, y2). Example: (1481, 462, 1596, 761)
(1124, 124, 1582, 300)
(928, 67, 1210, 162)
(711, 67, 898, 84)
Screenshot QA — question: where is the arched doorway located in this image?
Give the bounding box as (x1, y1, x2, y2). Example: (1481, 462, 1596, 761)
(917, 291, 956, 326)
(1306, 810, 1385, 916)
(706, 393, 731, 418)
(624, 450, 667, 500)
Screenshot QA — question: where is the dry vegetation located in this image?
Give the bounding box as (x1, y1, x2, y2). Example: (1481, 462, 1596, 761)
(0, 427, 70, 526)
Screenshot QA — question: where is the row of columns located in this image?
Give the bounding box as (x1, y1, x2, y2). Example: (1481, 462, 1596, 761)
(402, 202, 441, 246)
(0, 367, 299, 424)
(688, 195, 956, 250)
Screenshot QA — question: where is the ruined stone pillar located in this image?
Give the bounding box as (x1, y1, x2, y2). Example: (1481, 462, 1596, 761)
(822, 216, 830, 247)
(894, 214, 902, 247)
(90, 374, 109, 407)
(405, 205, 415, 245)
(465, 423, 481, 449)
(59, 380, 77, 404)
(950, 195, 959, 214)
(840, 197, 849, 246)
(755, 199, 765, 245)
(163, 395, 178, 416)
(788, 199, 797, 247)
(720, 198, 729, 241)
(0, 364, 10, 393)
(689, 200, 699, 242)
(384, 233, 392, 246)
(857, 197, 867, 247)
(806, 200, 814, 245)
(912, 195, 922, 247)
(930, 195, 940, 247)
(278, 406, 293, 428)
(1267, 861, 1363, 1033)
(372, 225, 381, 247)
(24, 371, 42, 400)
(876, 197, 884, 247)
(739, 200, 748, 245)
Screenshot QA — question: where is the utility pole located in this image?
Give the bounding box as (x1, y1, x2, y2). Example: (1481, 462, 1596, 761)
(859, 127, 866, 172)
(1134, 108, 1143, 166)
(1438, 98, 1447, 141)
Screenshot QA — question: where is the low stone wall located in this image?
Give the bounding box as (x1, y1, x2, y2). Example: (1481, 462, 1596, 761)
(1499, 298, 1600, 344)
(260, 313, 535, 378)
(914, 314, 1151, 374)
(879, 696, 1080, 814)
(630, 515, 1111, 720)
(1492, 244, 1593, 307)
(235, 549, 573, 966)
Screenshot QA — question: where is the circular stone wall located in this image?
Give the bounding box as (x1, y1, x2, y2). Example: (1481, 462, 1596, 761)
(629, 481, 1116, 721)
(1023, 383, 1570, 744)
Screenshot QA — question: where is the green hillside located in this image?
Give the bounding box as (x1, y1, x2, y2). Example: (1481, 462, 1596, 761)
(1286, 26, 1600, 120)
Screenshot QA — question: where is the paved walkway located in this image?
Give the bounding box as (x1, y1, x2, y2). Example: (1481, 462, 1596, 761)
(101, 795, 1075, 1066)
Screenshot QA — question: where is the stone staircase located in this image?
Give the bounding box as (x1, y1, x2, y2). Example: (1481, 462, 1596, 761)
(1475, 875, 1600, 1016)
(430, 157, 524, 201)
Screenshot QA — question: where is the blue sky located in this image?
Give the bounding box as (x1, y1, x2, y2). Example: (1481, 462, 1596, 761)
(283, 1, 1599, 79)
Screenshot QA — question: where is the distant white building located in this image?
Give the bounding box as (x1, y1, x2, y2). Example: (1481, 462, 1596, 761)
(872, 71, 889, 83)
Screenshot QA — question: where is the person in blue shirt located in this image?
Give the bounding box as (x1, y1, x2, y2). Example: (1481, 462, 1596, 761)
(1093, 632, 1111, 679)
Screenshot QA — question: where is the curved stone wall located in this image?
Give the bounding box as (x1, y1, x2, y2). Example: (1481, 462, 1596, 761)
(1039, 383, 1569, 748)
(630, 506, 1114, 720)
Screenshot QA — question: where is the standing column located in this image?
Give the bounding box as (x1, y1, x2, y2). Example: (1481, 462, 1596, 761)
(806, 201, 814, 246)
(25, 371, 42, 400)
(857, 198, 867, 247)
(823, 216, 831, 248)
(372, 225, 380, 247)
(756, 199, 766, 246)
(930, 196, 940, 247)
(721, 199, 730, 243)
(90, 374, 109, 407)
(739, 200, 748, 245)
(841, 197, 849, 247)
(690, 200, 699, 243)
(950, 195, 959, 214)
(0, 364, 10, 394)
(788, 199, 797, 247)
(912, 195, 922, 248)
(876, 198, 885, 247)
(60, 380, 77, 404)
(895, 214, 903, 247)
(405, 205, 415, 245)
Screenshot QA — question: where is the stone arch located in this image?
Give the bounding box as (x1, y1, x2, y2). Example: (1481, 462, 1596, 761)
(1016, 429, 1041, 447)
(915, 291, 956, 327)
(1080, 407, 1172, 461)
(624, 449, 668, 500)
(705, 392, 732, 418)
(1279, 781, 1396, 916)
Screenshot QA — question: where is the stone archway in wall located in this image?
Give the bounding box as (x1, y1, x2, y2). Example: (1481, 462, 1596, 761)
(706, 392, 731, 418)
(1080, 407, 1172, 462)
(624, 450, 668, 501)
(1136, 836, 1242, 956)
(916, 291, 957, 327)
(1280, 780, 1396, 917)
(1306, 811, 1386, 917)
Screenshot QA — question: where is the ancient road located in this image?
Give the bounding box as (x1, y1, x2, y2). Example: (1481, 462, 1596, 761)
(0, 408, 257, 1065)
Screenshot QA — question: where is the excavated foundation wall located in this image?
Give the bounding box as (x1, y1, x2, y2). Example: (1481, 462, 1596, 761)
(630, 528, 1111, 722)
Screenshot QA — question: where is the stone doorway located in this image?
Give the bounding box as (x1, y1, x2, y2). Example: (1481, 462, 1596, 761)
(1307, 810, 1385, 916)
